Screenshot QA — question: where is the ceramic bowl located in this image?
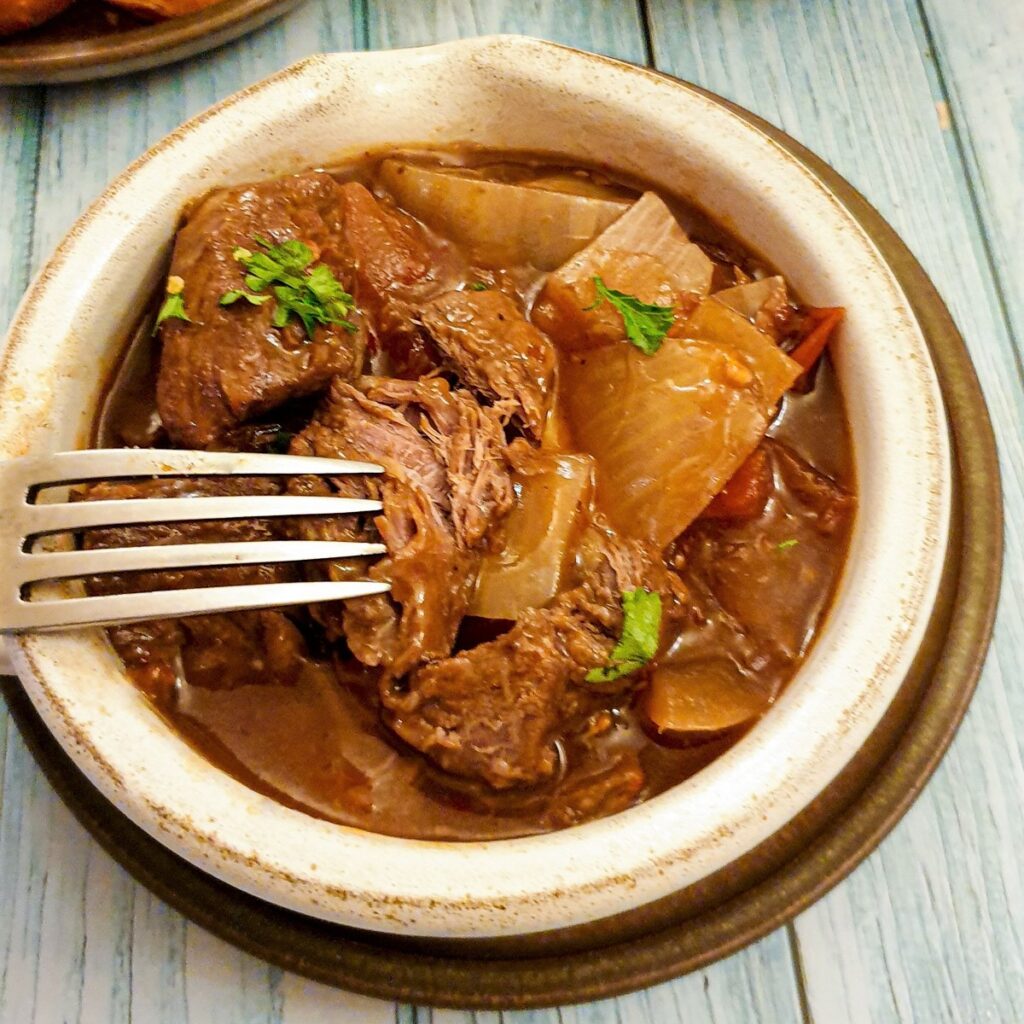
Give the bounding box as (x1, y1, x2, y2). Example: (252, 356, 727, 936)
(0, 36, 951, 939)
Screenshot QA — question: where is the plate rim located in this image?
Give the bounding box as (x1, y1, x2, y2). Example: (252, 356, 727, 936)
(0, 53, 1003, 1009)
(0, 0, 303, 85)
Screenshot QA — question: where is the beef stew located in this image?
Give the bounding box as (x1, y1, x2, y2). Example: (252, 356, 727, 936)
(86, 151, 854, 840)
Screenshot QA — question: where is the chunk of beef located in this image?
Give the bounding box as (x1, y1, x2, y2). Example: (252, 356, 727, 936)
(419, 289, 555, 440)
(382, 526, 686, 789)
(157, 172, 365, 448)
(338, 182, 457, 380)
(338, 182, 438, 315)
(82, 476, 290, 594)
(541, 751, 645, 830)
(81, 476, 307, 701)
(290, 375, 514, 677)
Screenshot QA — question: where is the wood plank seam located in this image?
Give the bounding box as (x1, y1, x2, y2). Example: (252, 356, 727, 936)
(786, 922, 815, 1024)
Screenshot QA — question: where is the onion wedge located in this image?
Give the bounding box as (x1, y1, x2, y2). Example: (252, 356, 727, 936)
(559, 297, 801, 547)
(645, 660, 770, 738)
(378, 160, 630, 271)
(471, 452, 594, 619)
(533, 191, 714, 350)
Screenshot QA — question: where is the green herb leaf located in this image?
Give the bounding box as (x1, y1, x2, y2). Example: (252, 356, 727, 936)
(585, 587, 662, 683)
(153, 292, 192, 334)
(777, 538, 799, 551)
(469, 281, 490, 291)
(265, 429, 294, 454)
(220, 289, 272, 307)
(229, 236, 357, 339)
(585, 275, 675, 355)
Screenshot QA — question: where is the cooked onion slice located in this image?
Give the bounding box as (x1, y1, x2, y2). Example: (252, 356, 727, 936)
(378, 160, 630, 271)
(713, 275, 789, 338)
(533, 191, 714, 350)
(471, 452, 594, 619)
(645, 659, 770, 738)
(559, 298, 801, 548)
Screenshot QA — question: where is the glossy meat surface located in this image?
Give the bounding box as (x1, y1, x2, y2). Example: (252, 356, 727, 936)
(157, 172, 366, 448)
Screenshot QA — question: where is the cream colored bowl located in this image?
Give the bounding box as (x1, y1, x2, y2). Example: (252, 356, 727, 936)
(0, 37, 950, 938)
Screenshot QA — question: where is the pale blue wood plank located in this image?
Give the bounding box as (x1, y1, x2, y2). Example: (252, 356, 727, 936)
(923, 0, 1024, 350)
(365, 0, 648, 63)
(0, 86, 42, 798)
(0, 726, 135, 1023)
(278, 976, 395, 1023)
(0, 89, 41, 330)
(646, 2, 1024, 1022)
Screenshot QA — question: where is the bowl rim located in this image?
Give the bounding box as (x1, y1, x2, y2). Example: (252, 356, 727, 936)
(0, 36, 967, 940)
(0, 51, 1001, 1008)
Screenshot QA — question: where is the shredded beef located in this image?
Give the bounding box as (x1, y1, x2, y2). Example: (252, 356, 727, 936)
(382, 525, 686, 788)
(420, 289, 555, 440)
(156, 172, 366, 448)
(290, 375, 513, 677)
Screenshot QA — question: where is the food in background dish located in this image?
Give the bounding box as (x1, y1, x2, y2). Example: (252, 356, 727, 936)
(0, 0, 225, 36)
(0, 0, 76, 35)
(82, 151, 854, 840)
(104, 0, 224, 17)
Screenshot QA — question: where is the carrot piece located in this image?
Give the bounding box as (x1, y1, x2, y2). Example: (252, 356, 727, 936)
(788, 306, 845, 372)
(700, 446, 772, 521)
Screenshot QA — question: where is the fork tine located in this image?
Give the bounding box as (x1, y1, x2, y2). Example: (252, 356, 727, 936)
(24, 495, 382, 536)
(5, 580, 391, 631)
(15, 541, 387, 584)
(6, 449, 382, 489)
(2, 448, 385, 495)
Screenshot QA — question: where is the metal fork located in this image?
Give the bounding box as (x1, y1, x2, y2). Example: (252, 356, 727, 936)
(0, 449, 390, 632)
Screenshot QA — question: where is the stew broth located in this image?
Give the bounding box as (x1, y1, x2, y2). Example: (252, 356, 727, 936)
(90, 151, 854, 840)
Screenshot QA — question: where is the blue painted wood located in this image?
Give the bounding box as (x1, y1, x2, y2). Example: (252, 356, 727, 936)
(645, 2, 1024, 1022)
(922, 0, 1024, 353)
(365, 0, 649, 64)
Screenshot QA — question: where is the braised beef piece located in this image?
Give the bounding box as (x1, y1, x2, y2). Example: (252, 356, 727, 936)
(419, 289, 556, 439)
(541, 751, 645, 830)
(772, 440, 854, 535)
(81, 476, 308, 701)
(290, 375, 514, 677)
(338, 182, 455, 380)
(680, 440, 854, 663)
(157, 172, 366, 449)
(81, 476, 292, 593)
(338, 182, 440, 314)
(382, 526, 686, 789)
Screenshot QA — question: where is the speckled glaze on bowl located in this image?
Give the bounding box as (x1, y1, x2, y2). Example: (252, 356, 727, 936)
(0, 37, 954, 940)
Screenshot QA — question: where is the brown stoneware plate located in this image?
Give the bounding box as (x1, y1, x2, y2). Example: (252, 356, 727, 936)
(0, 0, 303, 85)
(0, 40, 1002, 1008)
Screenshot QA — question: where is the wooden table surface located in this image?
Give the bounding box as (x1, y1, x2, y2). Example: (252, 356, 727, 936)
(1, 2, 1021, 1021)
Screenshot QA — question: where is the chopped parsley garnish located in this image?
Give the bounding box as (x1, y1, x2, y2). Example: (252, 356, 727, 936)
(220, 289, 271, 307)
(222, 237, 357, 339)
(777, 538, 799, 551)
(586, 587, 662, 683)
(153, 275, 192, 334)
(469, 281, 490, 291)
(265, 429, 294, 454)
(584, 275, 675, 355)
